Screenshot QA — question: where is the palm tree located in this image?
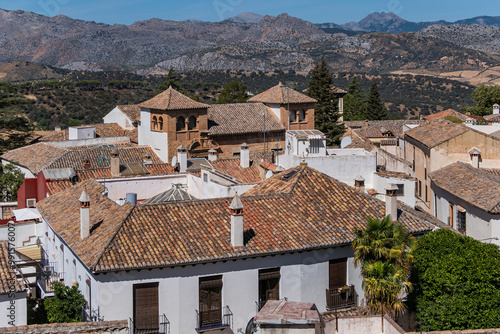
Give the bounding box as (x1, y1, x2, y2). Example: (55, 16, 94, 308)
(353, 216, 415, 316)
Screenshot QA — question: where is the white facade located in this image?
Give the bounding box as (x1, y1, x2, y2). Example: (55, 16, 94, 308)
(187, 172, 256, 199)
(372, 174, 416, 208)
(48, 136, 131, 148)
(0, 292, 27, 327)
(68, 126, 96, 140)
(138, 108, 169, 163)
(1, 159, 35, 178)
(103, 107, 135, 130)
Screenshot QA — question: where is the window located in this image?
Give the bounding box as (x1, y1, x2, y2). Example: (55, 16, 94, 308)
(425, 185, 428, 202)
(412, 147, 415, 172)
(309, 139, 320, 154)
(289, 110, 297, 123)
(395, 184, 404, 196)
(188, 116, 197, 130)
(199, 276, 222, 328)
(176, 116, 185, 131)
(449, 203, 454, 227)
(158, 117, 163, 131)
(424, 167, 427, 180)
(418, 180, 422, 198)
(133, 283, 159, 332)
(329, 258, 347, 289)
(258, 268, 280, 310)
(298, 109, 306, 122)
(151, 116, 158, 130)
(456, 206, 466, 234)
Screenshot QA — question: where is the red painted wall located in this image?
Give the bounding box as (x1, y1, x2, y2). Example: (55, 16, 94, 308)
(17, 178, 37, 209)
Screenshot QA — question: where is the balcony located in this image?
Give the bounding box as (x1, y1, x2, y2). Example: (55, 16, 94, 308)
(196, 306, 232, 332)
(326, 285, 356, 310)
(129, 314, 170, 334)
(37, 263, 64, 294)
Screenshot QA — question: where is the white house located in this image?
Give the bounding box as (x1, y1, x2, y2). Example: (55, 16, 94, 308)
(103, 105, 140, 131)
(36, 164, 441, 334)
(429, 161, 500, 245)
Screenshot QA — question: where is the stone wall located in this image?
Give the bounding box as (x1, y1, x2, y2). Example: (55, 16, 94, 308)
(0, 320, 128, 334)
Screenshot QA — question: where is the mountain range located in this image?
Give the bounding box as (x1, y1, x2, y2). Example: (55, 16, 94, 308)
(0, 8, 499, 76)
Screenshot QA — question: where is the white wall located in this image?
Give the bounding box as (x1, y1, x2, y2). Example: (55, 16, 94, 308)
(0, 292, 27, 327)
(1, 159, 35, 178)
(372, 174, 416, 208)
(325, 315, 405, 334)
(466, 124, 500, 134)
(268, 104, 281, 122)
(103, 107, 135, 130)
(69, 127, 96, 140)
(0, 221, 43, 248)
(188, 171, 256, 199)
(48, 137, 131, 148)
(138, 108, 169, 163)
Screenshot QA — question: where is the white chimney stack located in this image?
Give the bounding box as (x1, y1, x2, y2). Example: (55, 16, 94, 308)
(240, 143, 250, 168)
(468, 147, 481, 168)
(177, 145, 188, 173)
(79, 190, 90, 240)
(354, 176, 365, 193)
(493, 104, 499, 115)
(110, 149, 120, 177)
(385, 184, 399, 221)
(229, 192, 244, 248)
(208, 148, 218, 162)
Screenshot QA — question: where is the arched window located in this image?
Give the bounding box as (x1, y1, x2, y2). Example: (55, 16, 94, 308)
(176, 116, 185, 131)
(151, 116, 158, 130)
(289, 111, 297, 123)
(298, 109, 306, 122)
(158, 117, 163, 131)
(188, 116, 197, 130)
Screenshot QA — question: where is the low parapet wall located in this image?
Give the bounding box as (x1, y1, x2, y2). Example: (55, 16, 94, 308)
(0, 320, 128, 333)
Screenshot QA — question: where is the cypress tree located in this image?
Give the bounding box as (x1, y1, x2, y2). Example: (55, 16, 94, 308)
(364, 79, 388, 120)
(343, 76, 366, 121)
(157, 67, 180, 92)
(307, 57, 345, 145)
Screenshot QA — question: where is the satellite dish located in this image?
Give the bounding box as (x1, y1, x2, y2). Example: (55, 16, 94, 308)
(340, 136, 352, 149)
(171, 156, 178, 167)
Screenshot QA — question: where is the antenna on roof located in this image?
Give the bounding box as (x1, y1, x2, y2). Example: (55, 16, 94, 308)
(171, 155, 178, 167)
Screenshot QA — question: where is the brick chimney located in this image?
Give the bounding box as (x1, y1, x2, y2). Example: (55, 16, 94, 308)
(177, 145, 188, 173)
(83, 159, 91, 170)
(385, 184, 399, 221)
(240, 143, 250, 168)
(110, 149, 120, 177)
(468, 147, 481, 168)
(354, 176, 365, 193)
(229, 192, 244, 248)
(79, 190, 90, 240)
(143, 152, 152, 165)
(208, 149, 218, 162)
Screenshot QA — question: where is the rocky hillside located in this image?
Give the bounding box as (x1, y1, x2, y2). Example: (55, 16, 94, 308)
(0, 8, 498, 74)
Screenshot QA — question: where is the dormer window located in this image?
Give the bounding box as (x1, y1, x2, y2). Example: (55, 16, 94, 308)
(158, 117, 163, 131)
(177, 116, 185, 131)
(289, 111, 297, 123)
(188, 116, 197, 130)
(298, 109, 306, 122)
(151, 116, 158, 130)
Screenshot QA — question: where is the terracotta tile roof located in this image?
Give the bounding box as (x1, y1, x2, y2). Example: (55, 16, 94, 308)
(37, 180, 134, 269)
(424, 109, 484, 122)
(260, 160, 280, 173)
(490, 129, 500, 140)
(209, 159, 263, 184)
(1, 143, 70, 175)
(341, 127, 375, 152)
(0, 241, 26, 294)
(45, 146, 163, 171)
(344, 120, 426, 138)
(375, 170, 416, 180)
(255, 300, 320, 323)
(139, 87, 208, 110)
(39, 123, 138, 143)
(91, 165, 438, 272)
(117, 105, 141, 122)
(429, 161, 500, 214)
(404, 119, 469, 148)
(208, 103, 285, 136)
(484, 114, 500, 122)
(249, 83, 317, 104)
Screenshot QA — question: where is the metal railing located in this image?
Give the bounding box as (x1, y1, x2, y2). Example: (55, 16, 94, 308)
(129, 314, 170, 334)
(196, 306, 232, 331)
(37, 262, 64, 293)
(326, 285, 356, 310)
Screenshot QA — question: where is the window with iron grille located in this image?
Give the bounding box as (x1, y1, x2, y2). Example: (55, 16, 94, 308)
(456, 208, 466, 234)
(199, 276, 223, 328)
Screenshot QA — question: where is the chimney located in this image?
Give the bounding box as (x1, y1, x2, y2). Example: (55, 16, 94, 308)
(79, 190, 90, 240)
(385, 184, 399, 221)
(126, 193, 137, 205)
(177, 145, 188, 173)
(110, 149, 120, 177)
(55, 126, 61, 132)
(354, 176, 365, 193)
(468, 147, 481, 168)
(229, 192, 244, 248)
(208, 148, 218, 162)
(83, 159, 91, 170)
(143, 152, 152, 165)
(240, 143, 250, 168)
(493, 104, 500, 115)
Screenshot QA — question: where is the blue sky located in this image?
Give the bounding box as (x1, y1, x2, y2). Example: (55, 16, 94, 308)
(0, 0, 498, 25)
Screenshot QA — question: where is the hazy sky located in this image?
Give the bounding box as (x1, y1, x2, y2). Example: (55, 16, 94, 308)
(0, 0, 498, 25)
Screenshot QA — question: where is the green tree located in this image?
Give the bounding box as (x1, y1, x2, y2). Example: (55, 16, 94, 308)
(0, 87, 34, 152)
(0, 164, 24, 202)
(409, 229, 500, 331)
(353, 216, 415, 316)
(462, 85, 500, 116)
(157, 67, 181, 92)
(364, 79, 388, 120)
(343, 76, 366, 121)
(216, 79, 248, 104)
(307, 57, 345, 144)
(44, 282, 86, 323)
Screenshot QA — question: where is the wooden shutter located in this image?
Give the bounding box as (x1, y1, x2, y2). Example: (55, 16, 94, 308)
(199, 276, 222, 327)
(133, 283, 159, 330)
(329, 258, 347, 289)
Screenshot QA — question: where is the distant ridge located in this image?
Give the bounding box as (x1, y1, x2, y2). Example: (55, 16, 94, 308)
(224, 12, 264, 24)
